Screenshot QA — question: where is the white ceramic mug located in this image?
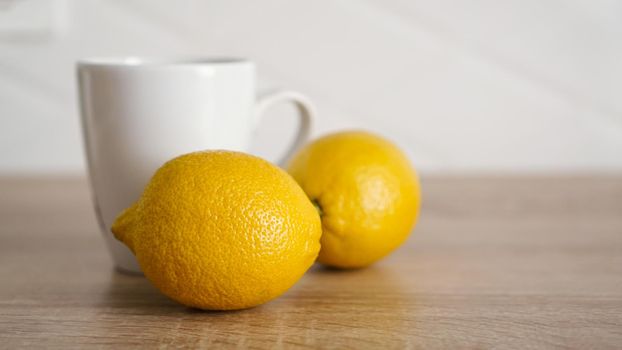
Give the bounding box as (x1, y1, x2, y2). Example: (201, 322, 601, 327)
(77, 57, 314, 273)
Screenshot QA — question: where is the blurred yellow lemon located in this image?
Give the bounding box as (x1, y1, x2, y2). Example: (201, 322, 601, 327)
(287, 131, 421, 268)
(112, 151, 321, 310)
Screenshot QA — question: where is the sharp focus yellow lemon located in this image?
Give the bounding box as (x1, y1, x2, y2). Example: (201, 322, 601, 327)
(112, 151, 322, 310)
(287, 131, 421, 269)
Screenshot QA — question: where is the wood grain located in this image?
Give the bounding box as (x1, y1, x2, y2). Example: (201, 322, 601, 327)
(0, 177, 621, 349)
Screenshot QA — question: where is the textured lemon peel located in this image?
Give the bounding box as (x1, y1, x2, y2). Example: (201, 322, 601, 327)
(111, 151, 322, 310)
(287, 131, 421, 269)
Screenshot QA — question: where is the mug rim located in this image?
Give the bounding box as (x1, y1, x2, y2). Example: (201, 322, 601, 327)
(77, 56, 252, 68)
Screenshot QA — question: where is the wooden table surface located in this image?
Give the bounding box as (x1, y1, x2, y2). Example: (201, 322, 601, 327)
(1, 177, 621, 349)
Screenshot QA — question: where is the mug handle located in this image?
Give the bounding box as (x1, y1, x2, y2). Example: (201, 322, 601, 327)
(254, 90, 315, 166)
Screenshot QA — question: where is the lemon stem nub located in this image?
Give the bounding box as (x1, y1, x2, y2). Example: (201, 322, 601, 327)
(110, 204, 138, 253)
(311, 199, 323, 217)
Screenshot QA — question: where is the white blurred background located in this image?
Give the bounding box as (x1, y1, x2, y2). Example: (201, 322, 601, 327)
(1, 0, 621, 174)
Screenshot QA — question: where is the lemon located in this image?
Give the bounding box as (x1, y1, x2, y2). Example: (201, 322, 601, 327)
(112, 151, 321, 310)
(287, 131, 421, 269)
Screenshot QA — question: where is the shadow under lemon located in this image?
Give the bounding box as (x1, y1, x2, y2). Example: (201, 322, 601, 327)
(97, 259, 413, 310)
(98, 270, 178, 313)
(91, 260, 422, 347)
(98, 271, 266, 315)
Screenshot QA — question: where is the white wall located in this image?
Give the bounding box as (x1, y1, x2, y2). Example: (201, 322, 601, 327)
(1, 0, 621, 174)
